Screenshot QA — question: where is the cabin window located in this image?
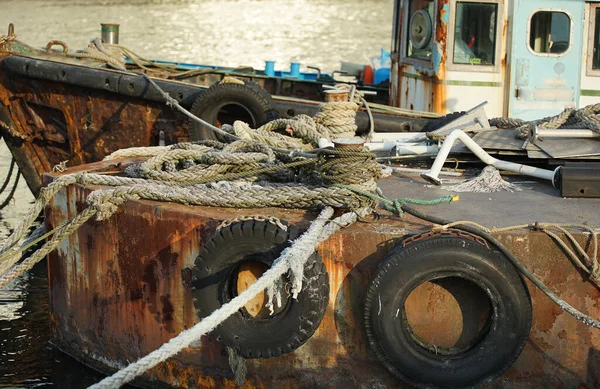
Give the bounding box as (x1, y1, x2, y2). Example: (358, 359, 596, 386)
(594, 8, 600, 69)
(528, 11, 571, 55)
(407, 0, 434, 61)
(453, 2, 498, 65)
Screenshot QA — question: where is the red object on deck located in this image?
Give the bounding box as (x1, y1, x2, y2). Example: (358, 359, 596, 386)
(362, 65, 374, 85)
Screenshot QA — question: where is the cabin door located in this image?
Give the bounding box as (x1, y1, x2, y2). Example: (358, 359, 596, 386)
(508, 0, 584, 120)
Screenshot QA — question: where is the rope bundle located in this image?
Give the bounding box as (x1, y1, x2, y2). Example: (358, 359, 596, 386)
(490, 103, 600, 139)
(65, 38, 127, 70)
(0, 138, 381, 289)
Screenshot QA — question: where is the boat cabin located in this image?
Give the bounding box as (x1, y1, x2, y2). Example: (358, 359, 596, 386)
(390, 0, 600, 119)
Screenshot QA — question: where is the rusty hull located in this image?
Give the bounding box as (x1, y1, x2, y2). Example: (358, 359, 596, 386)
(43, 161, 600, 389)
(0, 51, 411, 197)
(0, 53, 192, 195)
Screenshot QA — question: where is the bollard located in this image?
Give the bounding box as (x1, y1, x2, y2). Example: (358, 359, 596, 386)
(101, 23, 120, 45)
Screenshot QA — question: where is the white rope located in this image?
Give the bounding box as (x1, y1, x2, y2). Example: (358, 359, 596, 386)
(89, 206, 354, 388)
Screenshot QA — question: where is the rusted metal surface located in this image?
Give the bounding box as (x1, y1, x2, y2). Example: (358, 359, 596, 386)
(432, 0, 449, 114)
(392, 0, 449, 113)
(391, 0, 510, 116)
(324, 90, 349, 103)
(0, 53, 190, 195)
(44, 161, 600, 388)
(0, 49, 412, 195)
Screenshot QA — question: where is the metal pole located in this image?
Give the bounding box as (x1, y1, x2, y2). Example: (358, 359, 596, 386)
(529, 124, 600, 143)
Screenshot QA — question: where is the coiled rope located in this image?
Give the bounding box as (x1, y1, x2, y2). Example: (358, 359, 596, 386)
(0, 140, 382, 289)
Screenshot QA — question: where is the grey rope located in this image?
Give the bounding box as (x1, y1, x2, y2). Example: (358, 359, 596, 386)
(490, 103, 600, 138)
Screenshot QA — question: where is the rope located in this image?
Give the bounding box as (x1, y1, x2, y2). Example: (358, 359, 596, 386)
(89, 207, 358, 389)
(401, 205, 600, 330)
(432, 221, 600, 281)
(0, 207, 97, 289)
(0, 140, 381, 289)
(334, 183, 457, 215)
(64, 38, 126, 70)
(0, 32, 17, 46)
(490, 103, 600, 138)
(438, 166, 522, 193)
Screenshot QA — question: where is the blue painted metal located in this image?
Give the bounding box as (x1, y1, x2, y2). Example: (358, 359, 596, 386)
(264, 60, 275, 76)
(289, 62, 301, 78)
(142, 59, 324, 81)
(508, 0, 584, 120)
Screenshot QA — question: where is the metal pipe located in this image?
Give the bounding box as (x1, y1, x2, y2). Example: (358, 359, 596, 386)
(366, 141, 439, 156)
(396, 144, 439, 156)
(421, 129, 560, 186)
(391, 167, 464, 177)
(538, 129, 599, 138)
(365, 141, 397, 152)
(529, 125, 600, 143)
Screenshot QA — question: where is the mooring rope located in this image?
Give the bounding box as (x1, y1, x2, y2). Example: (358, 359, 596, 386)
(490, 103, 600, 138)
(63, 38, 126, 70)
(431, 220, 599, 281)
(0, 140, 381, 289)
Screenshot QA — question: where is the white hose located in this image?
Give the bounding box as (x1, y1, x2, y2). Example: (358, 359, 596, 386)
(422, 130, 560, 186)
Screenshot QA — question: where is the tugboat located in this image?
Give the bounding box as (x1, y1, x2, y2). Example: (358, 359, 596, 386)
(0, 1, 600, 388)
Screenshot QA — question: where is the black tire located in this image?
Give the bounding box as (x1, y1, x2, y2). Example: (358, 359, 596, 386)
(188, 80, 279, 141)
(191, 220, 329, 358)
(365, 237, 531, 389)
(421, 111, 466, 133)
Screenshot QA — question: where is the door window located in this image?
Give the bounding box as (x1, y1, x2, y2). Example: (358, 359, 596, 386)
(407, 0, 435, 61)
(529, 11, 571, 55)
(453, 2, 498, 65)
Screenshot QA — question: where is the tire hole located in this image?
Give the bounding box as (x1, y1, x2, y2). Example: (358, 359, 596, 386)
(404, 277, 492, 354)
(233, 260, 288, 319)
(216, 103, 255, 128)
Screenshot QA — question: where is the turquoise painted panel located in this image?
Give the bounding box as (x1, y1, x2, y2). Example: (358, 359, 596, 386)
(508, 0, 584, 120)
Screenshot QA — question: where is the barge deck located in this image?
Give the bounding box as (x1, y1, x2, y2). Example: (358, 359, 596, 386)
(43, 159, 600, 388)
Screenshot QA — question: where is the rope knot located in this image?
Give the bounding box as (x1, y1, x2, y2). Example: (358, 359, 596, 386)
(392, 199, 404, 215)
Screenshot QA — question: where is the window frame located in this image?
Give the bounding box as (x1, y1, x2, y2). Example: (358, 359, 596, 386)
(392, 0, 402, 56)
(447, 0, 504, 73)
(526, 8, 574, 58)
(586, 3, 600, 76)
(399, 0, 438, 69)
